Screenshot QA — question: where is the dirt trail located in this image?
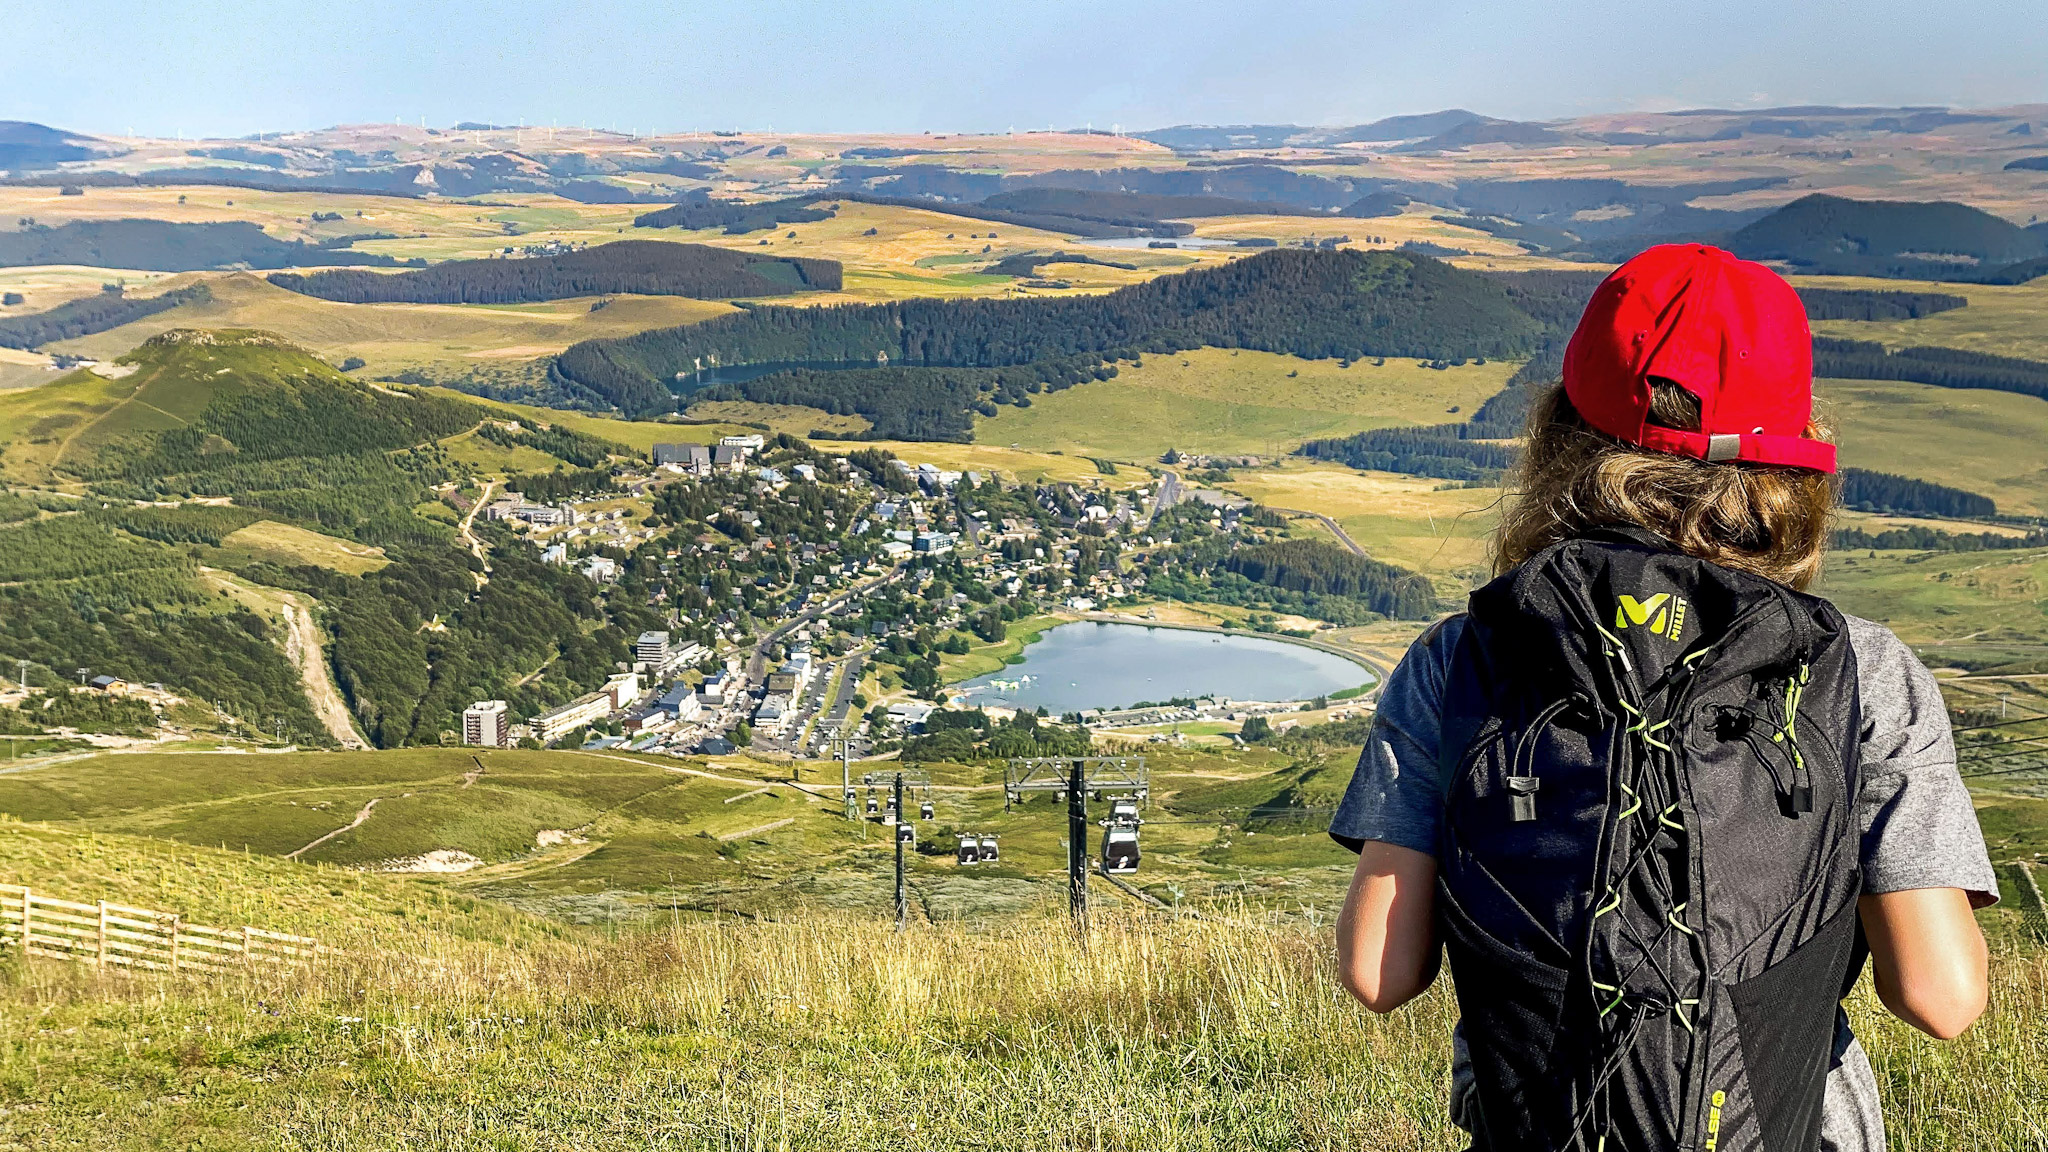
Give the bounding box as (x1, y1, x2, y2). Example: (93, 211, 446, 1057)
(459, 480, 495, 587)
(287, 796, 383, 858)
(280, 595, 369, 750)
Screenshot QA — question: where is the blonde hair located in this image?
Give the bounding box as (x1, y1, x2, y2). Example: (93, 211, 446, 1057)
(1491, 380, 1837, 590)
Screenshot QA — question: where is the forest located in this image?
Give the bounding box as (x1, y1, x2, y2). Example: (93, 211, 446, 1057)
(1838, 468, 1996, 519)
(1221, 539, 1439, 619)
(631, 192, 836, 233)
(1295, 425, 1518, 481)
(0, 219, 413, 271)
(1724, 194, 2048, 281)
(267, 242, 841, 305)
(555, 249, 1554, 419)
(1812, 337, 2048, 401)
(0, 285, 209, 350)
(1831, 523, 2048, 552)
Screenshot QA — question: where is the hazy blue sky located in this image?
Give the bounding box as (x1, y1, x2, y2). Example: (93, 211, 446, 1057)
(9, 0, 2047, 138)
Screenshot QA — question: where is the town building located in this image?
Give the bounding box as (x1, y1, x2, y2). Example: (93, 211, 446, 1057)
(636, 631, 671, 670)
(530, 692, 613, 745)
(462, 700, 509, 747)
(652, 442, 713, 473)
(753, 695, 791, 735)
(913, 531, 955, 555)
(718, 433, 766, 452)
(541, 542, 569, 565)
(580, 555, 618, 583)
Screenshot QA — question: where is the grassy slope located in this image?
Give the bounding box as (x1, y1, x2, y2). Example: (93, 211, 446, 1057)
(216, 519, 391, 575)
(1, 816, 2044, 1149)
(42, 272, 738, 378)
(976, 348, 1519, 461)
(1820, 377, 2048, 516)
(1802, 273, 2048, 362)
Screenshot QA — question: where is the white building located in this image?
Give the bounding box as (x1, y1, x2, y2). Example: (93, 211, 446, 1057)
(531, 692, 613, 745)
(580, 555, 618, 583)
(462, 700, 509, 747)
(636, 631, 671, 670)
(542, 543, 569, 566)
(753, 695, 791, 735)
(719, 433, 766, 452)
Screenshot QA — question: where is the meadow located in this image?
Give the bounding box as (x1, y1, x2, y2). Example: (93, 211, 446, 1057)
(2, 820, 2045, 1150)
(975, 348, 1517, 462)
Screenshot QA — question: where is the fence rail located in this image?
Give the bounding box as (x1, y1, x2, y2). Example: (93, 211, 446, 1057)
(0, 882, 328, 974)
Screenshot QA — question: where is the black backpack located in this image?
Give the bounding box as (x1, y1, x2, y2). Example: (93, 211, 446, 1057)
(1437, 529, 1863, 1152)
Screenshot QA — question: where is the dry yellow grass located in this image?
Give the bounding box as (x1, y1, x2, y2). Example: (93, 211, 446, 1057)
(684, 399, 872, 437)
(40, 273, 737, 376)
(218, 519, 391, 574)
(1799, 273, 2048, 362)
(1219, 461, 1503, 588)
(978, 347, 1517, 459)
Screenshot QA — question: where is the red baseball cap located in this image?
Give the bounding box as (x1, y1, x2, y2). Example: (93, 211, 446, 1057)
(1562, 243, 1835, 473)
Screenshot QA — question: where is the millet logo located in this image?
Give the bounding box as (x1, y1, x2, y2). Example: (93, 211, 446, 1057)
(1614, 591, 1689, 640)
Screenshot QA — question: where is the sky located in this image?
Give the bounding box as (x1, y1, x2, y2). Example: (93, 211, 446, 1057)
(7, 0, 2047, 139)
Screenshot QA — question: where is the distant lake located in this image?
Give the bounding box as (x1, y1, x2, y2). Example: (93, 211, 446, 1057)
(955, 622, 1372, 714)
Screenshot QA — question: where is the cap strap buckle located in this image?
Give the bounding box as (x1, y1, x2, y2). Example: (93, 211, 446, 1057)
(1705, 433, 1741, 462)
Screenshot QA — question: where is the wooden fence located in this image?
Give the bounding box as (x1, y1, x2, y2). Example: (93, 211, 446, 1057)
(0, 882, 324, 974)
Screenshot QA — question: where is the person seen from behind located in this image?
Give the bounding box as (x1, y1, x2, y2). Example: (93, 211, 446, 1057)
(1330, 244, 1992, 1152)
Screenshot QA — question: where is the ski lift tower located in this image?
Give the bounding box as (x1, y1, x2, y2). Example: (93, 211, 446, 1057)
(1005, 755, 1147, 934)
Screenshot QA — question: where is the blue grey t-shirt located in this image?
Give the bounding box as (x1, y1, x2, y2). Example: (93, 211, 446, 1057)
(1332, 612, 1998, 1152)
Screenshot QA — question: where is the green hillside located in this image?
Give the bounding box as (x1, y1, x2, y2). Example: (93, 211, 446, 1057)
(1729, 194, 2048, 281)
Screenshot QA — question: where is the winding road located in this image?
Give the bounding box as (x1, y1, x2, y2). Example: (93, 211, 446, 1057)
(1262, 507, 1371, 558)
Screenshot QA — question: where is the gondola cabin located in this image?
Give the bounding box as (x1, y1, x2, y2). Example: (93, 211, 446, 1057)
(919, 799, 935, 821)
(1101, 826, 1139, 874)
(957, 835, 979, 865)
(896, 822, 916, 846)
(978, 835, 999, 863)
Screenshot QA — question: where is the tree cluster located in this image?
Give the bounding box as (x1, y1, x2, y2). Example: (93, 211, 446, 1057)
(0, 286, 209, 351)
(268, 241, 840, 306)
(1839, 467, 1996, 519)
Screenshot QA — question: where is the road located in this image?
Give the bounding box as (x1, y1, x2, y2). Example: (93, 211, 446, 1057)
(1263, 506, 1371, 558)
(746, 564, 905, 683)
(1148, 470, 1183, 526)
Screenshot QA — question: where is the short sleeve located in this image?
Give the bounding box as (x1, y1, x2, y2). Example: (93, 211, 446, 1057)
(1329, 616, 1464, 856)
(1843, 616, 1999, 906)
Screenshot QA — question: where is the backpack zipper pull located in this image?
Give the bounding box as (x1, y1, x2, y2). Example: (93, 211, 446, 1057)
(1507, 776, 1541, 822)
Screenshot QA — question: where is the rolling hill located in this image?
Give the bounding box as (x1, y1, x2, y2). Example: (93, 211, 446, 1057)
(552, 248, 1556, 422)
(267, 240, 842, 305)
(1726, 194, 2048, 281)
(0, 218, 412, 271)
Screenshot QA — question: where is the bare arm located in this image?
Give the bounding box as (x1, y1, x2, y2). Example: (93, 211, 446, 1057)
(1859, 887, 1987, 1040)
(1335, 841, 1440, 1012)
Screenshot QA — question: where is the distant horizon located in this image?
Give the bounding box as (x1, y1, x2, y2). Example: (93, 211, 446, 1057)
(22, 98, 2048, 146)
(7, 0, 2046, 141)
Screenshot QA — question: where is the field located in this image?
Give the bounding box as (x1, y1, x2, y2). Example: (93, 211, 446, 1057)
(1820, 377, 2048, 516)
(1216, 461, 1505, 591)
(216, 519, 391, 574)
(4, 817, 2046, 1149)
(1803, 274, 2048, 362)
(36, 272, 739, 379)
(976, 348, 1518, 461)
(0, 741, 1372, 923)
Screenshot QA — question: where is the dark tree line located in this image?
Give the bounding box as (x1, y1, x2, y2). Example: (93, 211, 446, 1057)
(1832, 524, 2047, 552)
(632, 193, 836, 234)
(706, 355, 1116, 441)
(1221, 539, 1437, 619)
(1296, 426, 1517, 481)
(1813, 337, 2048, 401)
(268, 241, 841, 305)
(0, 285, 208, 350)
(1839, 468, 1996, 519)
(1798, 288, 1968, 321)
(0, 219, 410, 272)
(556, 249, 1552, 419)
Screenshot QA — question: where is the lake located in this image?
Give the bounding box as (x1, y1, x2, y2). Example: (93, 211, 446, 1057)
(954, 622, 1373, 714)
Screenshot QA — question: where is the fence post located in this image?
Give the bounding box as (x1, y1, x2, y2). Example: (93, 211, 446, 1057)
(15, 887, 26, 954)
(96, 900, 108, 969)
(242, 925, 252, 966)
(169, 914, 181, 974)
